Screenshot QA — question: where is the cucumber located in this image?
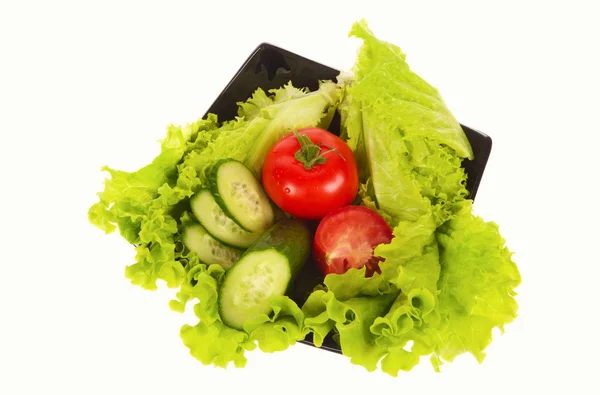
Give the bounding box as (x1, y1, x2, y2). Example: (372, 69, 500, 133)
(209, 159, 274, 233)
(219, 219, 311, 330)
(190, 189, 260, 248)
(183, 223, 242, 270)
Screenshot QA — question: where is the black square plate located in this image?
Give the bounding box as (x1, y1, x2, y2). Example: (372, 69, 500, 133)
(203, 43, 492, 354)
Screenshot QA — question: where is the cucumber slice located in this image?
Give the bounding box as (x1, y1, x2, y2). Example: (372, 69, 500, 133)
(183, 223, 242, 270)
(190, 189, 260, 249)
(219, 219, 311, 330)
(219, 250, 290, 329)
(210, 159, 274, 233)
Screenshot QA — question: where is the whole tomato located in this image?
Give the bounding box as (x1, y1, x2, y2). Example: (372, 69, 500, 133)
(261, 128, 359, 220)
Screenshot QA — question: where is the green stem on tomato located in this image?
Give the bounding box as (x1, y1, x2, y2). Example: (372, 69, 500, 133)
(292, 130, 345, 170)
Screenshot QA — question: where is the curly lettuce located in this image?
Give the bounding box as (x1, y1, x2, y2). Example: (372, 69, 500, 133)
(181, 81, 339, 183)
(88, 117, 218, 289)
(176, 262, 306, 368)
(344, 20, 471, 226)
(303, 203, 520, 377)
(432, 201, 521, 367)
(302, 20, 520, 377)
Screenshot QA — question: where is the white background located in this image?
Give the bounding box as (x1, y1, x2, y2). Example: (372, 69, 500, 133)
(1, 0, 599, 394)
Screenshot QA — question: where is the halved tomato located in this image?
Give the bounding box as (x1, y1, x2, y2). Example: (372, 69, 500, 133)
(313, 205, 393, 277)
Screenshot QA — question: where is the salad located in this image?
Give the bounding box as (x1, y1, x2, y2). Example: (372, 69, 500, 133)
(89, 20, 521, 376)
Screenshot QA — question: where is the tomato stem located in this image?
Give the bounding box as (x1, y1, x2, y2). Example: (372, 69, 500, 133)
(292, 130, 345, 170)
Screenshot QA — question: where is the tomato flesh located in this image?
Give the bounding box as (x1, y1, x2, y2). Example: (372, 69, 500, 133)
(313, 206, 394, 277)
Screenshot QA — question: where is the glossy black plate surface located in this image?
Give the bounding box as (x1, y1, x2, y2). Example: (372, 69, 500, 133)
(203, 43, 492, 354)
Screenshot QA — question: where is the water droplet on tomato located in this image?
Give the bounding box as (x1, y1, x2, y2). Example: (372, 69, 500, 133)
(284, 187, 291, 194)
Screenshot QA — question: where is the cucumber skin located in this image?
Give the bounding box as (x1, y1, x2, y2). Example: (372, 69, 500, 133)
(238, 219, 312, 288)
(208, 159, 255, 233)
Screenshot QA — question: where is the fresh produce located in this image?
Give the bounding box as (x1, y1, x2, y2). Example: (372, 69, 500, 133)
(190, 189, 260, 248)
(209, 159, 274, 233)
(312, 205, 393, 277)
(88, 19, 521, 376)
(182, 223, 242, 270)
(219, 219, 311, 330)
(262, 128, 359, 219)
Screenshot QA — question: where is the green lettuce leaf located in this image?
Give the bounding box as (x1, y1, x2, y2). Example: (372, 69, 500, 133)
(243, 296, 306, 353)
(431, 201, 521, 366)
(243, 81, 340, 176)
(348, 20, 474, 160)
(179, 80, 340, 189)
(236, 82, 307, 120)
(178, 263, 255, 368)
(174, 259, 306, 367)
(302, 290, 335, 347)
(89, 118, 219, 290)
(340, 20, 472, 226)
(362, 109, 431, 224)
(323, 267, 391, 301)
(303, 287, 399, 371)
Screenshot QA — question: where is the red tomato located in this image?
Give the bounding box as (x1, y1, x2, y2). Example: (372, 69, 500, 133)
(313, 205, 393, 277)
(262, 128, 359, 220)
